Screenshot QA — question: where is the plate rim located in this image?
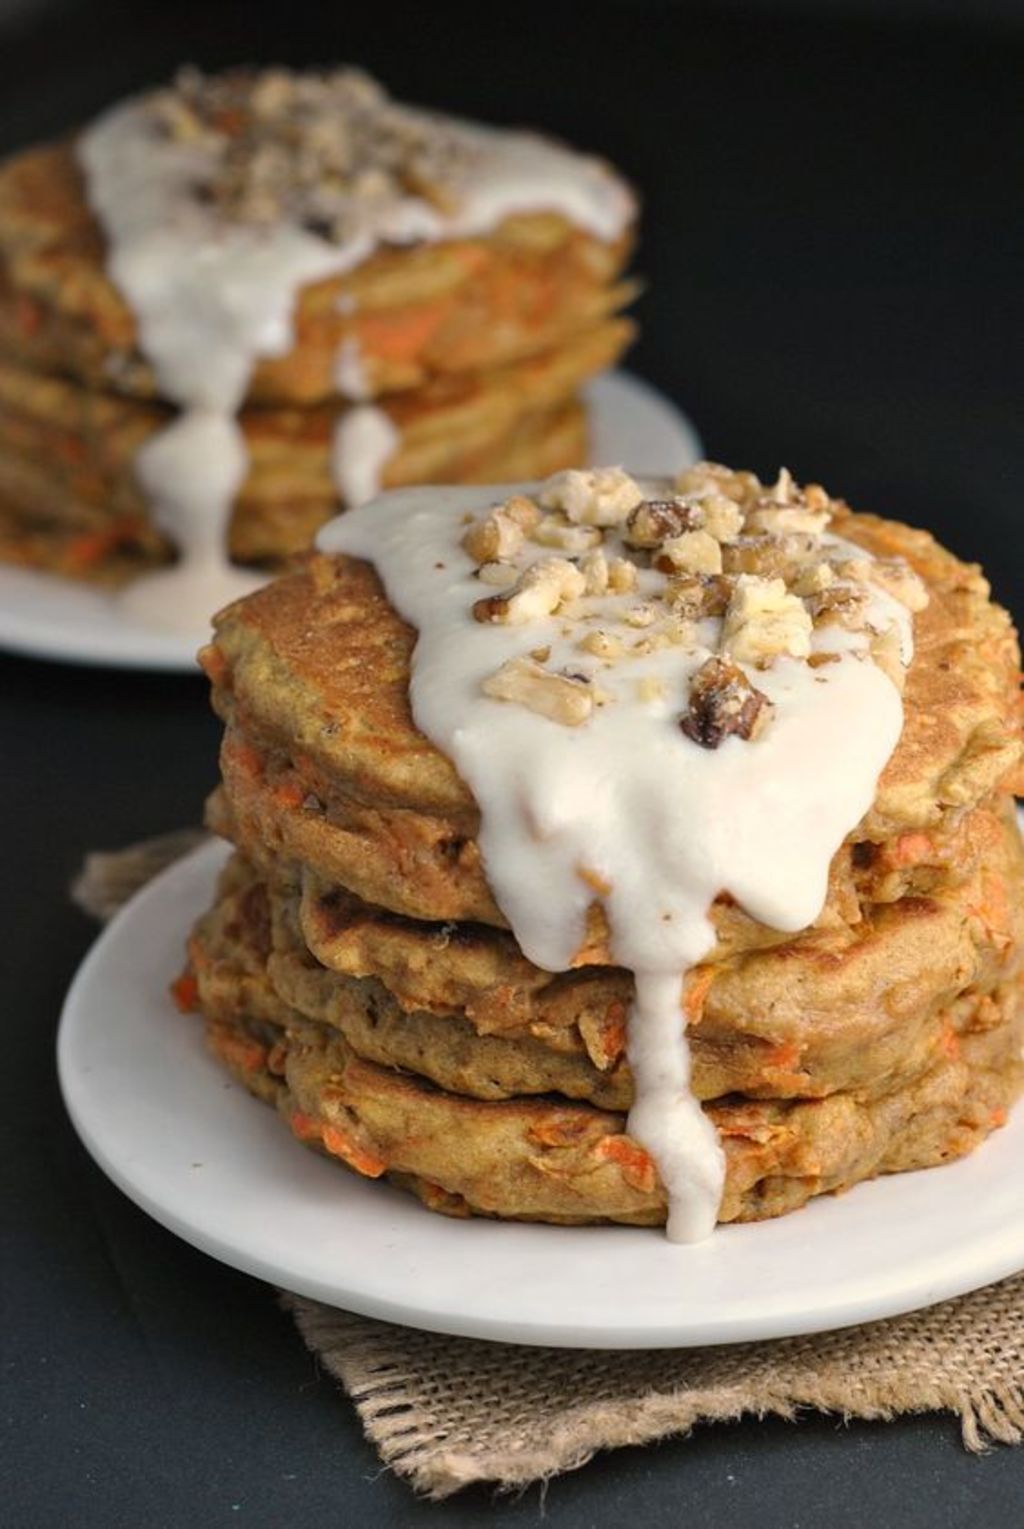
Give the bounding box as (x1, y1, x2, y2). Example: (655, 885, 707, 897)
(0, 369, 701, 675)
(57, 834, 1024, 1349)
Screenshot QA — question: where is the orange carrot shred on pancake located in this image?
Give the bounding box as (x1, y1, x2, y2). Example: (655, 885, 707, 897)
(594, 1134, 657, 1194)
(169, 971, 199, 1013)
(272, 780, 305, 810)
(684, 967, 715, 1025)
(288, 1111, 323, 1144)
(320, 1123, 387, 1178)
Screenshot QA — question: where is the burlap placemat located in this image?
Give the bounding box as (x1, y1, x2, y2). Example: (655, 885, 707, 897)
(72, 835, 1024, 1500)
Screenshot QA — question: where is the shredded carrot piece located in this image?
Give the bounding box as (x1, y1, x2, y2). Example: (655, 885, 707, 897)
(208, 1025, 266, 1075)
(684, 967, 715, 1025)
(527, 1115, 591, 1149)
(321, 1123, 387, 1178)
(989, 1108, 1008, 1129)
(354, 301, 450, 364)
(169, 972, 199, 1013)
(225, 735, 264, 780)
(273, 780, 305, 810)
(594, 1134, 657, 1194)
(889, 831, 933, 867)
(939, 1022, 960, 1060)
(765, 1039, 802, 1071)
(63, 520, 143, 571)
(289, 1111, 323, 1144)
(598, 1004, 627, 1067)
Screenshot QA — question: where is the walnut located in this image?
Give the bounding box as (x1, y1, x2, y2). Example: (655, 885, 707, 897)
(698, 495, 745, 543)
(654, 529, 723, 576)
(579, 628, 624, 659)
(624, 603, 657, 628)
(532, 512, 604, 554)
(809, 582, 871, 630)
(579, 549, 609, 595)
(539, 467, 643, 527)
(721, 575, 812, 664)
(680, 657, 774, 748)
(461, 499, 536, 563)
(869, 626, 907, 692)
(623, 498, 699, 549)
(860, 556, 929, 612)
(676, 461, 761, 507)
(482, 656, 594, 725)
(472, 557, 585, 624)
(791, 561, 835, 597)
(666, 573, 734, 620)
(607, 557, 639, 593)
(744, 503, 831, 537)
(722, 533, 820, 580)
(476, 561, 518, 587)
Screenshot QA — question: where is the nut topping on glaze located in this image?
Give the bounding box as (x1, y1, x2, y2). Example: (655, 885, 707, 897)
(680, 657, 774, 748)
(472, 556, 584, 624)
(483, 657, 594, 725)
(540, 467, 644, 527)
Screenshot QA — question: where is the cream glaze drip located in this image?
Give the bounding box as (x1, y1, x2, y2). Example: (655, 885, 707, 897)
(319, 480, 913, 1241)
(76, 84, 633, 631)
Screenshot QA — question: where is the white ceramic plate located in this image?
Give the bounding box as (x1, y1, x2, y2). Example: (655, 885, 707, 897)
(58, 836, 1024, 1349)
(0, 371, 701, 673)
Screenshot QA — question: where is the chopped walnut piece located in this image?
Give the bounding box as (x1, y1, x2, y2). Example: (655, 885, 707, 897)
(722, 575, 813, 664)
(862, 557, 929, 612)
(624, 603, 656, 628)
(624, 498, 699, 549)
(476, 560, 518, 587)
(667, 573, 733, 620)
(532, 512, 603, 554)
(807, 650, 841, 668)
(655, 529, 723, 576)
(472, 557, 585, 623)
(461, 501, 535, 563)
(722, 533, 820, 580)
(698, 495, 745, 543)
(579, 549, 609, 595)
(869, 626, 907, 692)
(745, 502, 831, 537)
(539, 467, 643, 527)
(809, 582, 871, 629)
(680, 657, 774, 748)
(482, 656, 594, 725)
(607, 556, 638, 593)
(791, 561, 835, 597)
(676, 461, 761, 507)
(579, 628, 624, 659)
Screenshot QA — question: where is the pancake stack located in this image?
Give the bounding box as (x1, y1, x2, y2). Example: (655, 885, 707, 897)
(178, 462, 1024, 1229)
(0, 67, 635, 586)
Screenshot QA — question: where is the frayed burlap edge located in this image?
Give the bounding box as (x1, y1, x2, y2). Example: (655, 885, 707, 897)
(74, 835, 1024, 1499)
(282, 1279, 1024, 1499)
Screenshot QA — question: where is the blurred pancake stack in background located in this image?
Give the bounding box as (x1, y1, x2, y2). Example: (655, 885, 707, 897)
(0, 67, 636, 590)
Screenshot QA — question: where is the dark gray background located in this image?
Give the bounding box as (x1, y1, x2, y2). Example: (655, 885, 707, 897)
(2, 2, 1022, 1524)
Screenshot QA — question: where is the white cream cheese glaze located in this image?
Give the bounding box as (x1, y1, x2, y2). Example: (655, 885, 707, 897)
(75, 79, 634, 632)
(319, 479, 914, 1240)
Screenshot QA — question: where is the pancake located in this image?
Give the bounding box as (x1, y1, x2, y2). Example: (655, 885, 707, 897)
(202, 509, 1024, 942)
(195, 992, 1024, 1227)
(0, 141, 635, 407)
(186, 818, 1024, 1114)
